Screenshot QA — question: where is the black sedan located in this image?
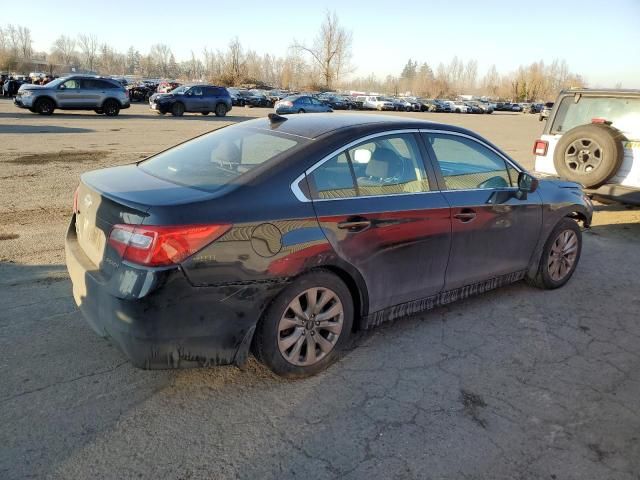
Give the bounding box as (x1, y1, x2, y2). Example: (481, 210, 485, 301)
(66, 114, 593, 377)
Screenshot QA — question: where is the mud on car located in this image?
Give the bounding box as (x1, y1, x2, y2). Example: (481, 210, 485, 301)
(534, 89, 640, 204)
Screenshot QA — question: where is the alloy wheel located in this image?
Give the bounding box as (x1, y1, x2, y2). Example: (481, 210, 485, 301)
(547, 230, 579, 281)
(277, 287, 344, 367)
(564, 138, 603, 174)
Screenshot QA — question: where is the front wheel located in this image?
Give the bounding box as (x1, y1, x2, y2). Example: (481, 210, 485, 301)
(35, 98, 55, 115)
(171, 102, 185, 117)
(527, 218, 582, 289)
(298, 109, 305, 114)
(214, 103, 227, 117)
(103, 100, 120, 116)
(253, 270, 354, 378)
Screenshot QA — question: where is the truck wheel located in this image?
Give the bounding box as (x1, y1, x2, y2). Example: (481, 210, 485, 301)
(171, 102, 185, 117)
(253, 270, 354, 378)
(214, 103, 227, 117)
(527, 218, 582, 289)
(553, 124, 625, 188)
(35, 98, 55, 115)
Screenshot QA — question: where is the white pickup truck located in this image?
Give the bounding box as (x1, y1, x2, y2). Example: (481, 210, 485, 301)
(534, 89, 640, 205)
(357, 96, 394, 111)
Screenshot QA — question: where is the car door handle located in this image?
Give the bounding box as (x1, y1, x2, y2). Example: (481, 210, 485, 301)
(337, 218, 371, 232)
(453, 209, 477, 222)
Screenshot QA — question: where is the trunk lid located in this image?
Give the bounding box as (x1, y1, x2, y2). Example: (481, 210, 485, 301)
(75, 164, 215, 275)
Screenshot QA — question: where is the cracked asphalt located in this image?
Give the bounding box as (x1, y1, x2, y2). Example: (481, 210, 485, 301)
(1, 100, 639, 479)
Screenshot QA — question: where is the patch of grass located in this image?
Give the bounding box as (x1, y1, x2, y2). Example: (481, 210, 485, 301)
(8, 150, 109, 165)
(0, 233, 19, 241)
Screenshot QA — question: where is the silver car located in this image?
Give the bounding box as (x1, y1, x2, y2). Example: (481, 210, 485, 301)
(14, 76, 130, 116)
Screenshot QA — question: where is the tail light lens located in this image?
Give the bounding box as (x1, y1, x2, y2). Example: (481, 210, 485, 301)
(281, 101, 293, 107)
(533, 140, 548, 156)
(108, 224, 231, 267)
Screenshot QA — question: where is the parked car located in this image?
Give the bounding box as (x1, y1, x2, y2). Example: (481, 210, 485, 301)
(476, 101, 495, 114)
(127, 82, 156, 102)
(464, 102, 483, 114)
(433, 100, 452, 112)
(2, 77, 26, 97)
(359, 95, 394, 110)
(448, 101, 469, 113)
(318, 94, 356, 110)
(65, 113, 593, 377)
(529, 103, 544, 114)
(14, 75, 130, 116)
(389, 97, 417, 112)
(534, 88, 640, 204)
(511, 103, 523, 112)
(539, 102, 554, 121)
(149, 84, 232, 117)
(157, 81, 181, 93)
(274, 95, 333, 114)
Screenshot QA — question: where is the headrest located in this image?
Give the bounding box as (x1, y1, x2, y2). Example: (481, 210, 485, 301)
(365, 147, 402, 178)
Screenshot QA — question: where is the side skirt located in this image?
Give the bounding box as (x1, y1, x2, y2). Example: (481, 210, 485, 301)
(362, 270, 527, 329)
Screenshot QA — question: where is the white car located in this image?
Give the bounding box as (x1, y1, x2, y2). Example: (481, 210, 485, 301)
(359, 96, 394, 111)
(448, 101, 468, 113)
(534, 89, 640, 204)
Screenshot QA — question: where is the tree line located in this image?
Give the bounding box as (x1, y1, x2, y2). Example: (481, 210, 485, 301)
(1, 12, 584, 100)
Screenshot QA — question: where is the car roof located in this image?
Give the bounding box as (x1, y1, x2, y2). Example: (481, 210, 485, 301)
(239, 113, 483, 140)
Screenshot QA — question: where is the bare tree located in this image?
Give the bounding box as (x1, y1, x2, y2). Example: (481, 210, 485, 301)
(52, 35, 76, 67)
(78, 34, 98, 71)
(293, 11, 352, 88)
(221, 37, 246, 84)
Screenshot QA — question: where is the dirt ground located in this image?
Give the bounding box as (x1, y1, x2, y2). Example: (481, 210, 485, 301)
(1, 98, 639, 479)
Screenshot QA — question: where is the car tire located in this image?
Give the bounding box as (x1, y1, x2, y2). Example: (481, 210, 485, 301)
(527, 217, 582, 290)
(35, 98, 55, 115)
(214, 103, 227, 117)
(298, 109, 305, 114)
(253, 270, 354, 378)
(201, 111, 210, 115)
(103, 100, 120, 117)
(552, 124, 625, 188)
(171, 102, 185, 117)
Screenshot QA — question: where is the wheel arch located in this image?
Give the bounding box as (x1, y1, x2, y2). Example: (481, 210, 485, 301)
(34, 95, 58, 107)
(101, 97, 123, 108)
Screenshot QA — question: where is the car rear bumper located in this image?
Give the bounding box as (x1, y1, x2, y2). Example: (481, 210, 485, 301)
(65, 219, 282, 369)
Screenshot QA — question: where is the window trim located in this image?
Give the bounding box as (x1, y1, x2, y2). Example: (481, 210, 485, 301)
(290, 129, 523, 202)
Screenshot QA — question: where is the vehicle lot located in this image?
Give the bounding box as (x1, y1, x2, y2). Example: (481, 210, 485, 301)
(1, 99, 639, 479)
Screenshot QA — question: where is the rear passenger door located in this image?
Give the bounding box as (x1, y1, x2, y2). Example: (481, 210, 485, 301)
(422, 131, 542, 290)
(306, 131, 452, 313)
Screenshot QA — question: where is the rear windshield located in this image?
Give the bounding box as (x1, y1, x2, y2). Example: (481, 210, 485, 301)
(139, 126, 303, 192)
(551, 96, 640, 140)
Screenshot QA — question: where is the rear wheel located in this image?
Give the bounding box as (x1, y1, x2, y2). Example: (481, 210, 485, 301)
(94, 109, 104, 114)
(103, 100, 120, 116)
(35, 98, 55, 115)
(298, 109, 305, 114)
(254, 270, 353, 378)
(171, 102, 185, 117)
(527, 218, 582, 289)
(214, 103, 227, 117)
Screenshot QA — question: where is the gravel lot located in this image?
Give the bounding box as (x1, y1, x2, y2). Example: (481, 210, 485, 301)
(1, 99, 639, 480)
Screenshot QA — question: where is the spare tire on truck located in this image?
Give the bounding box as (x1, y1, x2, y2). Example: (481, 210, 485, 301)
(553, 123, 625, 188)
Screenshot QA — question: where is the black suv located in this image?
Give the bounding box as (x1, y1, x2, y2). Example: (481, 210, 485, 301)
(149, 84, 232, 117)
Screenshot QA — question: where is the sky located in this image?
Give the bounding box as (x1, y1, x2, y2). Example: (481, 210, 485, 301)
(4, 0, 640, 88)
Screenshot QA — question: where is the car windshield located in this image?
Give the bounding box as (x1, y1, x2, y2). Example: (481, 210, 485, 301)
(551, 96, 640, 139)
(139, 126, 304, 192)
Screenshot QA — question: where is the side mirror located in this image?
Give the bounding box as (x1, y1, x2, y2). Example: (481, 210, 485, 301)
(517, 171, 539, 196)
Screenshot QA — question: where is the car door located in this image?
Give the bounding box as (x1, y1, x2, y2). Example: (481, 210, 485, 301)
(55, 78, 84, 108)
(80, 79, 103, 106)
(184, 86, 204, 111)
(306, 131, 452, 313)
(421, 131, 542, 290)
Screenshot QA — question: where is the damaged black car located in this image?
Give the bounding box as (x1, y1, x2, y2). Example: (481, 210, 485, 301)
(66, 114, 593, 377)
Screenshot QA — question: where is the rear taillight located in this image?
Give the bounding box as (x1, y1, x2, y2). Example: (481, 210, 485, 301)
(591, 117, 611, 125)
(73, 186, 79, 214)
(108, 224, 231, 267)
(533, 140, 548, 156)
(282, 101, 293, 107)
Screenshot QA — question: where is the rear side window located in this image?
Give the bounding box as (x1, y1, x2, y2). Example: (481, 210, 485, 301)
(425, 133, 515, 190)
(308, 133, 430, 199)
(139, 126, 302, 192)
(551, 96, 640, 140)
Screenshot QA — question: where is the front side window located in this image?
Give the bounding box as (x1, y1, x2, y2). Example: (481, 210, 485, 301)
(308, 133, 430, 199)
(60, 79, 80, 89)
(139, 126, 303, 192)
(190, 86, 203, 96)
(425, 133, 515, 190)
